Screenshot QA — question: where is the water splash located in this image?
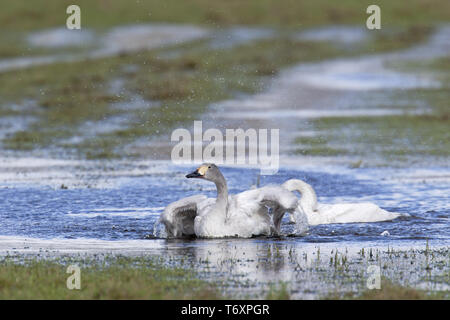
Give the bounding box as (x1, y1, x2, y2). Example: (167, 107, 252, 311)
(152, 217, 167, 239)
(293, 208, 309, 236)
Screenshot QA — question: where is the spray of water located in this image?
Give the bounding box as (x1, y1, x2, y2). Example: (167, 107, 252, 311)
(293, 208, 309, 236)
(152, 218, 167, 238)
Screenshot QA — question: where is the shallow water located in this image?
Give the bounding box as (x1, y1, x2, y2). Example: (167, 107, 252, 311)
(0, 24, 277, 73)
(136, 25, 450, 164)
(1, 140, 448, 293)
(0, 24, 449, 297)
(1, 161, 448, 298)
(0, 162, 448, 244)
(0, 25, 448, 249)
(0, 24, 209, 73)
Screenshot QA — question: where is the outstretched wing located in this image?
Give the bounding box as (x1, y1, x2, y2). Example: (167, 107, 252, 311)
(232, 186, 308, 235)
(160, 195, 208, 237)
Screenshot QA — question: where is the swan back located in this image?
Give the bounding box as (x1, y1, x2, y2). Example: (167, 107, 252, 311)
(309, 202, 404, 225)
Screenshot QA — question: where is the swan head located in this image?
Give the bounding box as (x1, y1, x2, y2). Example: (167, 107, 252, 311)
(186, 163, 222, 182)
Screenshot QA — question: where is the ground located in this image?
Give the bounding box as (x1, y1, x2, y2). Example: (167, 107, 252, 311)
(0, 0, 449, 300)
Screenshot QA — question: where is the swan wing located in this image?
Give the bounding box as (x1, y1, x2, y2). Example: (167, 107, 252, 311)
(236, 186, 298, 207)
(231, 186, 308, 235)
(160, 195, 208, 237)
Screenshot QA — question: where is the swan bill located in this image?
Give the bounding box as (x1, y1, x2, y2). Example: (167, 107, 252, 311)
(186, 164, 210, 178)
(186, 170, 203, 178)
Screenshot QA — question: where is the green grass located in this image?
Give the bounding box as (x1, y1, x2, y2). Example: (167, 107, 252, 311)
(0, 38, 344, 157)
(0, 255, 223, 299)
(1, 245, 448, 300)
(1, 0, 449, 31)
(293, 136, 348, 156)
(2, 247, 447, 300)
(0, 26, 435, 158)
(326, 278, 449, 300)
(266, 282, 291, 299)
(389, 56, 450, 83)
(314, 113, 450, 157)
(0, 0, 438, 61)
(292, 60, 450, 162)
(0, 0, 446, 160)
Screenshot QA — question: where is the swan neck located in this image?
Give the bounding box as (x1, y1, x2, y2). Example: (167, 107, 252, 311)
(208, 172, 229, 223)
(214, 175, 228, 206)
(284, 179, 318, 214)
(299, 186, 317, 214)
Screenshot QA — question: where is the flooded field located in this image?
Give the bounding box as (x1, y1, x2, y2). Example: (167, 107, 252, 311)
(0, 161, 448, 298)
(0, 1, 448, 299)
(0, 162, 449, 243)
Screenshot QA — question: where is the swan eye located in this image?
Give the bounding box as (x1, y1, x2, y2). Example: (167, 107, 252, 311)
(208, 166, 211, 169)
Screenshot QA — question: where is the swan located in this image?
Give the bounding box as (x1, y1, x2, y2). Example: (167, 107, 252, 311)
(160, 164, 308, 238)
(282, 179, 405, 225)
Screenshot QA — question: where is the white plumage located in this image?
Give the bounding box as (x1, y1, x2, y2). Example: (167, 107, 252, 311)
(160, 164, 308, 238)
(282, 179, 406, 225)
(160, 165, 405, 239)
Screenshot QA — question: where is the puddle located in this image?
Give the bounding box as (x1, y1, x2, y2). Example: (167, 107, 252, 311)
(0, 24, 209, 73)
(0, 160, 448, 241)
(1, 24, 278, 73)
(213, 108, 424, 120)
(205, 25, 450, 164)
(0, 158, 448, 298)
(0, 116, 35, 141)
(296, 25, 370, 46)
(286, 58, 440, 91)
(98, 24, 209, 56)
(209, 26, 275, 49)
(0, 24, 448, 298)
(27, 28, 95, 48)
(76, 115, 133, 136)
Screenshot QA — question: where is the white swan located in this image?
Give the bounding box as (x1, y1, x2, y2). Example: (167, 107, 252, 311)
(282, 179, 405, 225)
(160, 164, 308, 238)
